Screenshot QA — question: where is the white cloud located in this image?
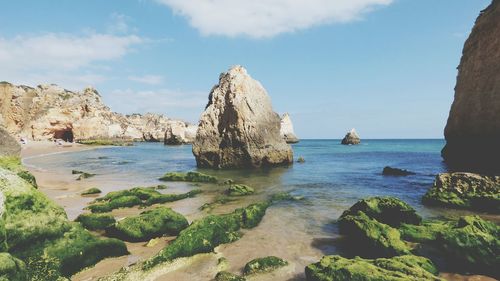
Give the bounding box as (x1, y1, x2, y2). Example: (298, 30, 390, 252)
(155, 0, 393, 38)
(128, 74, 165, 85)
(0, 32, 143, 89)
(107, 88, 207, 122)
(107, 13, 136, 34)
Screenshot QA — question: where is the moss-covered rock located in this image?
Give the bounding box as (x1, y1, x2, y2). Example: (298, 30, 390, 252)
(74, 170, 96, 180)
(438, 215, 500, 276)
(399, 220, 454, 243)
(77, 139, 133, 146)
(81, 187, 102, 195)
(107, 207, 188, 242)
(422, 173, 500, 213)
(269, 192, 304, 203)
(339, 197, 421, 228)
(0, 253, 27, 281)
(243, 256, 288, 275)
(15, 170, 37, 188)
(215, 271, 246, 281)
(305, 255, 443, 281)
(159, 171, 218, 183)
(0, 168, 128, 279)
(87, 187, 202, 213)
(0, 157, 37, 188)
(75, 213, 116, 231)
(200, 195, 236, 211)
(144, 202, 269, 269)
(338, 211, 411, 257)
(227, 184, 255, 196)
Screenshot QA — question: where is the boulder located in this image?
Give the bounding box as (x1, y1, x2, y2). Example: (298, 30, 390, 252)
(243, 256, 288, 275)
(422, 172, 500, 213)
(341, 128, 361, 145)
(305, 255, 442, 281)
(192, 66, 293, 168)
(441, 0, 500, 172)
(0, 127, 20, 157)
(280, 113, 299, 143)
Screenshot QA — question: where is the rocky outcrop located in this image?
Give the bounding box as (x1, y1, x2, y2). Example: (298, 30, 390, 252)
(423, 172, 500, 213)
(280, 113, 299, 143)
(0, 82, 191, 142)
(164, 121, 197, 145)
(192, 66, 293, 168)
(442, 1, 500, 172)
(341, 128, 361, 145)
(0, 127, 20, 157)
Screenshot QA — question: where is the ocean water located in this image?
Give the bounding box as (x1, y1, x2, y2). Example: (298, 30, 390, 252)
(26, 139, 473, 279)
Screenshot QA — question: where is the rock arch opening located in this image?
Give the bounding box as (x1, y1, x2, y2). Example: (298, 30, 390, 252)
(54, 129, 74, 142)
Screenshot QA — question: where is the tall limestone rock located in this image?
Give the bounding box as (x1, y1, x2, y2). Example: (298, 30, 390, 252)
(341, 128, 361, 145)
(0, 127, 20, 157)
(442, 0, 500, 172)
(280, 113, 299, 143)
(192, 66, 293, 168)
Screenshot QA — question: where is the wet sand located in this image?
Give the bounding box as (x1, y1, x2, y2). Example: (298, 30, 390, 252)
(21, 142, 499, 281)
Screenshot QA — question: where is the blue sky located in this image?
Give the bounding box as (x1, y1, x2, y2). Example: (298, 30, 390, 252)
(0, 0, 491, 138)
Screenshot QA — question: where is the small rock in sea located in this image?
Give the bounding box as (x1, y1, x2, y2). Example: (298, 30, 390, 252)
(81, 187, 101, 195)
(382, 166, 416, 176)
(341, 128, 361, 145)
(297, 156, 305, 163)
(243, 256, 288, 275)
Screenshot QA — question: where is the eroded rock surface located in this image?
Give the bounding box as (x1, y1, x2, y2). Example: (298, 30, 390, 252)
(0, 82, 191, 142)
(0, 127, 20, 157)
(442, 0, 500, 172)
(164, 121, 197, 145)
(192, 66, 293, 168)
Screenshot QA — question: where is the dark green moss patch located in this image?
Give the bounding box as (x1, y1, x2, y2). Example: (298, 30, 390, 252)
(243, 256, 288, 275)
(215, 271, 246, 281)
(15, 171, 37, 188)
(144, 202, 269, 269)
(81, 187, 102, 195)
(400, 220, 454, 243)
(87, 187, 202, 213)
(305, 255, 442, 281)
(227, 184, 254, 196)
(338, 211, 412, 257)
(339, 197, 421, 227)
(75, 213, 116, 231)
(0, 253, 27, 281)
(107, 207, 188, 242)
(159, 171, 218, 183)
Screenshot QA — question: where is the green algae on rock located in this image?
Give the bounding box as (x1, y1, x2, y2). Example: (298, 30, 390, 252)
(81, 187, 102, 195)
(438, 215, 500, 277)
(399, 220, 454, 243)
(339, 197, 421, 227)
(243, 256, 288, 275)
(75, 213, 116, 231)
(144, 202, 270, 269)
(159, 171, 218, 183)
(77, 139, 133, 146)
(86, 187, 202, 213)
(0, 167, 128, 279)
(227, 184, 255, 196)
(215, 271, 246, 281)
(107, 207, 188, 242)
(0, 252, 27, 281)
(305, 255, 442, 281)
(338, 211, 411, 257)
(0, 156, 38, 188)
(422, 172, 500, 213)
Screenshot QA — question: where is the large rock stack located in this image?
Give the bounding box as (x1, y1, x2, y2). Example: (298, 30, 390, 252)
(192, 66, 293, 168)
(280, 113, 299, 143)
(442, 0, 500, 172)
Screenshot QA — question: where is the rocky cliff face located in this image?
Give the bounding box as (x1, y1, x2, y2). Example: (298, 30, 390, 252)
(280, 113, 299, 143)
(442, 0, 500, 172)
(164, 121, 197, 145)
(192, 66, 293, 168)
(0, 82, 191, 142)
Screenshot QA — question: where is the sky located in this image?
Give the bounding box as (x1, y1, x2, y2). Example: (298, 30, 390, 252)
(0, 0, 492, 139)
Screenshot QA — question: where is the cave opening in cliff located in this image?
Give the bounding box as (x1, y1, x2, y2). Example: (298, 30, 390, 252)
(54, 129, 74, 142)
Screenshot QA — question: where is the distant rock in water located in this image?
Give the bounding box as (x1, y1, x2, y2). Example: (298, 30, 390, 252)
(192, 66, 293, 169)
(0, 82, 191, 142)
(0, 127, 20, 157)
(280, 113, 299, 143)
(164, 121, 197, 145)
(442, 0, 500, 172)
(382, 166, 416, 176)
(341, 128, 361, 145)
